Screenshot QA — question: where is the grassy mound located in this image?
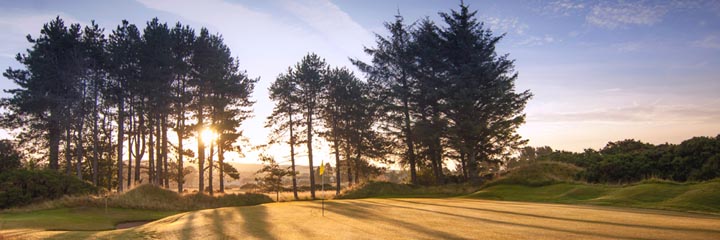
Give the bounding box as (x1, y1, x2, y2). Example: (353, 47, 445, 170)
(469, 179, 720, 213)
(488, 161, 582, 187)
(6, 184, 272, 212)
(337, 181, 479, 199)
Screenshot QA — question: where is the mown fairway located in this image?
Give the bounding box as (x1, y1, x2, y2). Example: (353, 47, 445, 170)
(2, 198, 719, 240)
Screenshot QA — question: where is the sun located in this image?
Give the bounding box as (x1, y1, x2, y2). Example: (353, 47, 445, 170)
(200, 128, 217, 143)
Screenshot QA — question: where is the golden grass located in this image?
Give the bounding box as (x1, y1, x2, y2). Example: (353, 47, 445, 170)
(3, 198, 719, 239)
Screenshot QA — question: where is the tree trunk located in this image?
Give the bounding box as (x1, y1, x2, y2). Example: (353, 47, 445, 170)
(65, 127, 72, 175)
(134, 113, 145, 184)
(208, 139, 214, 195)
(148, 117, 155, 184)
(219, 141, 224, 193)
(197, 111, 205, 193)
(332, 120, 341, 195)
(162, 116, 169, 188)
(117, 99, 125, 193)
(155, 116, 162, 186)
(177, 105, 184, 193)
(307, 112, 315, 199)
(467, 147, 478, 183)
(127, 107, 133, 188)
(49, 111, 61, 171)
(289, 111, 298, 200)
(75, 122, 83, 179)
(92, 88, 99, 185)
(345, 144, 353, 187)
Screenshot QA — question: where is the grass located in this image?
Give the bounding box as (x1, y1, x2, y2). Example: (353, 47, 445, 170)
(5, 184, 273, 212)
(0, 207, 177, 231)
(2, 198, 719, 239)
(486, 161, 582, 187)
(468, 179, 720, 213)
(337, 181, 480, 199)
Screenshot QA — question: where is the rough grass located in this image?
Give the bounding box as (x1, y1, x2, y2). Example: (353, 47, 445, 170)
(3, 198, 719, 239)
(4, 184, 273, 212)
(337, 181, 480, 199)
(469, 179, 720, 213)
(0, 207, 177, 231)
(487, 161, 583, 187)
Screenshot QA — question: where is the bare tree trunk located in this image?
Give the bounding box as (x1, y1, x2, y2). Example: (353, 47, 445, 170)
(197, 109, 205, 193)
(117, 99, 125, 192)
(289, 112, 298, 200)
(127, 105, 133, 188)
(92, 88, 99, 185)
(307, 112, 315, 199)
(49, 111, 61, 171)
(155, 116, 162, 186)
(134, 113, 145, 184)
(177, 104, 184, 193)
(148, 117, 155, 185)
(219, 142, 224, 193)
(208, 139, 214, 195)
(75, 121, 84, 179)
(65, 127, 72, 176)
(162, 116, 169, 188)
(345, 144, 353, 187)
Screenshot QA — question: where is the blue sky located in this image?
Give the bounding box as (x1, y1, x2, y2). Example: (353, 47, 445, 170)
(1, 0, 719, 164)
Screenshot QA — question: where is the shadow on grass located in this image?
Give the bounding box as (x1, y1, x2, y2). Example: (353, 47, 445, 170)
(357, 199, 657, 240)
(388, 199, 720, 234)
(181, 212, 196, 240)
(305, 201, 465, 239)
(234, 205, 274, 239)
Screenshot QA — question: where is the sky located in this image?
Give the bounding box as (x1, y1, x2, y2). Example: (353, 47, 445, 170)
(0, 0, 719, 165)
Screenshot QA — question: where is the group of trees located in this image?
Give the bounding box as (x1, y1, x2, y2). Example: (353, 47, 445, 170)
(267, 54, 386, 199)
(266, 2, 531, 200)
(0, 17, 256, 193)
(511, 135, 720, 183)
(2, 3, 532, 197)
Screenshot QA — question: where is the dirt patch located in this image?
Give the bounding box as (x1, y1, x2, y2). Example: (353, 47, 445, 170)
(115, 221, 151, 229)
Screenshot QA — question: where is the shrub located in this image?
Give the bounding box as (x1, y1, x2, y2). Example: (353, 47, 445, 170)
(487, 161, 582, 187)
(0, 169, 97, 209)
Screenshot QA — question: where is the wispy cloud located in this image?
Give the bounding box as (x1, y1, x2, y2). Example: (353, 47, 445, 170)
(517, 34, 557, 46)
(483, 16, 529, 35)
(0, 9, 83, 60)
(693, 35, 720, 49)
(586, 1, 667, 29)
(529, 103, 720, 124)
(545, 0, 586, 16)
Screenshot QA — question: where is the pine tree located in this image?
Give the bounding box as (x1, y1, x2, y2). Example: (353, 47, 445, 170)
(267, 68, 301, 200)
(439, 3, 531, 182)
(352, 14, 419, 184)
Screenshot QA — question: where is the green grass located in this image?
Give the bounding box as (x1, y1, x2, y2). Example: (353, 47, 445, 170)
(337, 181, 480, 199)
(468, 179, 720, 213)
(0, 207, 177, 231)
(487, 161, 582, 187)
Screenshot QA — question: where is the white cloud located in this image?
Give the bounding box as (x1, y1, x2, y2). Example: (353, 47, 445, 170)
(693, 35, 720, 49)
(483, 16, 529, 35)
(517, 34, 557, 46)
(586, 1, 667, 29)
(546, 0, 585, 16)
(0, 9, 84, 60)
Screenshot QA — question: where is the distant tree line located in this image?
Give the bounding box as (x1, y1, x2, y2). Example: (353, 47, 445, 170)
(0, 17, 256, 193)
(510, 135, 720, 183)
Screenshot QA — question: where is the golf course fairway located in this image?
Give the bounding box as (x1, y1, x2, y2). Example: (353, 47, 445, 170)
(1, 198, 719, 239)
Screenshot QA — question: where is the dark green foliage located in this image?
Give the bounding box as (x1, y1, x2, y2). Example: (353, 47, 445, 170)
(520, 136, 720, 183)
(0, 169, 97, 209)
(0, 140, 22, 172)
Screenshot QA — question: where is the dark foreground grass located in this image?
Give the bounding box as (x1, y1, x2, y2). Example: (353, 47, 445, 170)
(468, 179, 720, 213)
(0, 207, 177, 231)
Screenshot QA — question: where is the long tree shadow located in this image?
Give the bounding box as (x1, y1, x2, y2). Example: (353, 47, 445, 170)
(234, 205, 274, 239)
(387, 199, 720, 234)
(306, 201, 466, 239)
(357, 200, 659, 240)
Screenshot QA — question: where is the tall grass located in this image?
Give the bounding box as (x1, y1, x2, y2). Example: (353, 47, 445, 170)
(3, 184, 272, 212)
(337, 181, 481, 199)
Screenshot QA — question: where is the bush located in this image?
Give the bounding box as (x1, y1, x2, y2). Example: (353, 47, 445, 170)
(0, 169, 97, 209)
(487, 161, 582, 187)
